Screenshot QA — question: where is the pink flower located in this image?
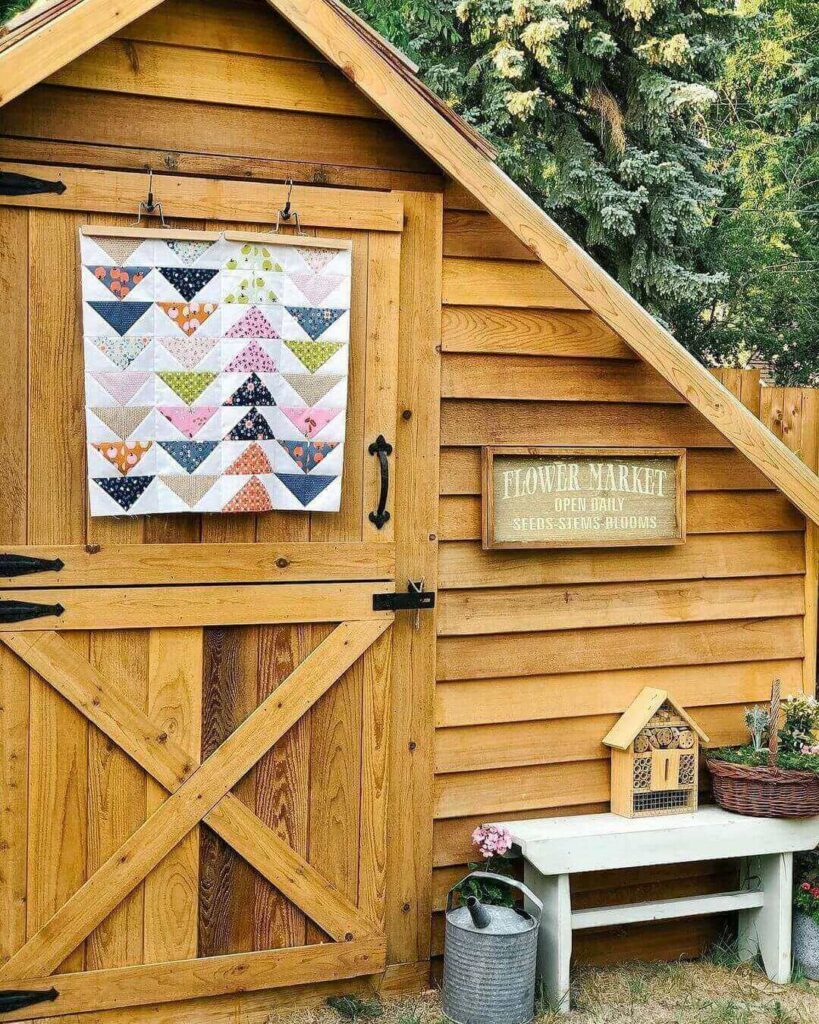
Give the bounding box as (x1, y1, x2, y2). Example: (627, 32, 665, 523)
(471, 824, 513, 860)
(811, 888, 819, 898)
(802, 881, 812, 891)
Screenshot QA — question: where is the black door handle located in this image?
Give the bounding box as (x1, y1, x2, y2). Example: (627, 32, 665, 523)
(0, 553, 65, 578)
(0, 600, 65, 624)
(368, 435, 393, 529)
(0, 989, 58, 1013)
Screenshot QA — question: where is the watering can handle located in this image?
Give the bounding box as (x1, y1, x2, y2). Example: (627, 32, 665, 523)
(446, 871, 544, 922)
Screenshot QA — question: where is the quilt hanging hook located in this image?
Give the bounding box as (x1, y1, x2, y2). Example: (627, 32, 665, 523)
(131, 167, 167, 228)
(274, 178, 306, 235)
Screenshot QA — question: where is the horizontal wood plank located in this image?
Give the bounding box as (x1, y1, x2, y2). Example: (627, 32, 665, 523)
(0, 583, 393, 630)
(0, 135, 443, 194)
(435, 703, 759, 774)
(439, 447, 775, 495)
(0, 162, 404, 231)
(441, 400, 728, 447)
(435, 659, 803, 728)
(0, 938, 386, 1020)
(438, 491, 803, 541)
(48, 39, 380, 119)
(0, 86, 437, 175)
(441, 306, 630, 358)
(440, 353, 682, 403)
(443, 210, 536, 261)
(437, 576, 804, 636)
(437, 616, 804, 681)
(442, 258, 586, 310)
(0, 542, 394, 587)
(438, 533, 805, 589)
(433, 759, 611, 818)
(119, 0, 324, 61)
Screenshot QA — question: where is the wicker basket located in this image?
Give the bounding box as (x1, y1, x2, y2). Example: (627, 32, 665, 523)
(706, 680, 819, 819)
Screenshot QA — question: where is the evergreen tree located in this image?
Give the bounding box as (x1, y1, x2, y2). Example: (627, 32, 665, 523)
(352, 0, 736, 341)
(703, 0, 819, 385)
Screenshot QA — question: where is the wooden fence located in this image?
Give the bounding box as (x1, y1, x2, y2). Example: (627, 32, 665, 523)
(711, 368, 819, 693)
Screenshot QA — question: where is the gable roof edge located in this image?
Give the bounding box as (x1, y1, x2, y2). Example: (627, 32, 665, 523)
(268, 0, 819, 527)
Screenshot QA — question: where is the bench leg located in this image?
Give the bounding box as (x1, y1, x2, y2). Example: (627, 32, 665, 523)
(738, 853, 793, 983)
(524, 863, 572, 1013)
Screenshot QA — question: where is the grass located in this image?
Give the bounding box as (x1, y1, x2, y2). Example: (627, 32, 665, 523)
(275, 959, 819, 1024)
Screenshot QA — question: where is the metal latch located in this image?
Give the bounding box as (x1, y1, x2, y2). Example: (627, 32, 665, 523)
(373, 580, 435, 615)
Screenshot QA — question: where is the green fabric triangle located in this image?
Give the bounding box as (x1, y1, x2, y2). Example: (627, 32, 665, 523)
(284, 340, 343, 374)
(157, 371, 218, 405)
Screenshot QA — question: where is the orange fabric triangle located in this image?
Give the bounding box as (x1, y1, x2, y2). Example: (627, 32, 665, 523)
(225, 443, 273, 476)
(222, 475, 273, 513)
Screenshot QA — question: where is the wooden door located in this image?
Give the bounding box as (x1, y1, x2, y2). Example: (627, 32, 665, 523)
(0, 172, 404, 1020)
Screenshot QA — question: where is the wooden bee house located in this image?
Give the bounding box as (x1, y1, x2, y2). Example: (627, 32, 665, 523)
(603, 688, 709, 818)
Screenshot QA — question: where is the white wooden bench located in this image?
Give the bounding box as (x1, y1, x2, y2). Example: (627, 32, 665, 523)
(495, 808, 819, 1012)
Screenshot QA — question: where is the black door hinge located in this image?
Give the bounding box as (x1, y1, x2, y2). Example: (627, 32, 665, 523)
(0, 171, 66, 197)
(0, 989, 58, 1014)
(0, 600, 65, 624)
(373, 582, 435, 612)
(0, 553, 65, 578)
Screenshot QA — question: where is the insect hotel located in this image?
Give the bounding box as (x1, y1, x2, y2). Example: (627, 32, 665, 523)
(0, 0, 818, 1020)
(604, 688, 709, 817)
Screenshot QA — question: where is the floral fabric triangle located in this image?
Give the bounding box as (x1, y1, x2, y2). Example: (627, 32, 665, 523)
(159, 440, 219, 473)
(284, 340, 343, 374)
(91, 370, 152, 405)
(157, 267, 219, 302)
(157, 371, 218, 405)
(278, 440, 338, 473)
(157, 300, 218, 337)
(285, 306, 346, 341)
(223, 476, 273, 513)
(156, 335, 219, 369)
(93, 440, 152, 475)
(225, 443, 273, 475)
(165, 240, 217, 266)
(224, 373, 274, 407)
(227, 408, 275, 441)
(92, 336, 151, 370)
(88, 266, 151, 298)
(279, 406, 341, 438)
(224, 307, 279, 339)
(223, 340, 277, 373)
(93, 475, 153, 511)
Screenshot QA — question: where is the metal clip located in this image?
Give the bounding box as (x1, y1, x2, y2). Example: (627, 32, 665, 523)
(410, 578, 425, 631)
(132, 168, 166, 227)
(274, 178, 305, 234)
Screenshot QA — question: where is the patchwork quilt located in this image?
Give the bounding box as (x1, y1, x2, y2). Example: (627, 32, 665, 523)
(80, 230, 351, 516)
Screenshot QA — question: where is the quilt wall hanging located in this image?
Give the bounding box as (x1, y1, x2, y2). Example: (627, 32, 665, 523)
(80, 228, 351, 516)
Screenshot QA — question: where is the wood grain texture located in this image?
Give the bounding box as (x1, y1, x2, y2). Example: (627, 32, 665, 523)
(441, 353, 682, 403)
(437, 617, 804, 681)
(439, 447, 775, 495)
(0, 937, 386, 1020)
(0, 207, 28, 966)
(0, 163, 403, 232)
(0, 86, 437, 175)
(437, 576, 804, 636)
(436, 660, 804, 729)
(442, 257, 586, 310)
(438, 491, 803, 541)
(441, 307, 629, 358)
(443, 210, 536, 261)
(48, 39, 381, 119)
(441, 399, 727, 447)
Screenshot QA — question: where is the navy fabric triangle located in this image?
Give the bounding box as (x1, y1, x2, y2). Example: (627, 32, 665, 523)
(224, 372, 275, 407)
(278, 440, 338, 473)
(227, 408, 275, 441)
(94, 475, 153, 511)
(158, 440, 219, 473)
(157, 267, 219, 302)
(276, 473, 335, 506)
(285, 306, 346, 341)
(88, 301, 152, 336)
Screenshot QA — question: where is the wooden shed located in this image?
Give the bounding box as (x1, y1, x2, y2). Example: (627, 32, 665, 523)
(0, 1, 818, 1020)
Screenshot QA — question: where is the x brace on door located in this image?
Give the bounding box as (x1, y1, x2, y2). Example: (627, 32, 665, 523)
(0, 618, 391, 1014)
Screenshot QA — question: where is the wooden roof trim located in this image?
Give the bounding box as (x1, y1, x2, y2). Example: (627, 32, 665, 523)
(268, 0, 819, 526)
(603, 688, 710, 750)
(0, 0, 165, 105)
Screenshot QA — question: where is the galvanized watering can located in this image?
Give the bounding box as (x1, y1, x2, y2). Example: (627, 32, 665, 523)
(442, 871, 543, 1024)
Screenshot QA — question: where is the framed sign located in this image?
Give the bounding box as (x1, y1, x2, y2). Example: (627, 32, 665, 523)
(482, 447, 686, 549)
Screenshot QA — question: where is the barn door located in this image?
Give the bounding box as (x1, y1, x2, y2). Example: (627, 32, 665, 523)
(0, 175, 407, 1020)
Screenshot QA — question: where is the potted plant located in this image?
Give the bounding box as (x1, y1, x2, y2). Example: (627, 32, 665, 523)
(794, 850, 819, 979)
(706, 681, 819, 818)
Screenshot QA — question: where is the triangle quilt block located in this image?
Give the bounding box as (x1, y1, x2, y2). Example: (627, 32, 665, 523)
(91, 370, 153, 406)
(223, 340, 277, 373)
(226, 408, 275, 441)
(156, 334, 219, 370)
(90, 405, 152, 439)
(295, 247, 340, 274)
(165, 240, 218, 266)
(160, 474, 220, 508)
(157, 300, 218, 337)
(157, 405, 219, 439)
(157, 371, 219, 406)
(91, 336, 151, 370)
(85, 235, 147, 265)
(285, 306, 346, 341)
(93, 475, 154, 511)
(279, 406, 342, 438)
(275, 472, 336, 507)
(224, 307, 279, 340)
(277, 440, 338, 473)
(282, 373, 344, 406)
(224, 443, 273, 476)
(284, 340, 343, 374)
(93, 440, 152, 476)
(88, 266, 152, 299)
(224, 373, 274, 408)
(157, 267, 219, 302)
(288, 273, 345, 307)
(88, 301, 153, 336)
(222, 476, 274, 513)
(159, 440, 219, 474)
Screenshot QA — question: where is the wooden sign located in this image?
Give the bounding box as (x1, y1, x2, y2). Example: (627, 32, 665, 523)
(482, 447, 686, 549)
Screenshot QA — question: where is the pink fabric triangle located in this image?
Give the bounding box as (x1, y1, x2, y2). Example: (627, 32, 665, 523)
(224, 307, 279, 339)
(223, 340, 277, 373)
(157, 334, 219, 369)
(91, 371, 151, 405)
(288, 273, 345, 306)
(296, 247, 339, 273)
(158, 406, 219, 439)
(279, 406, 342, 438)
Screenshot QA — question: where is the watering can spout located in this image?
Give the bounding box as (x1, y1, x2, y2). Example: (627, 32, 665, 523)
(465, 895, 492, 929)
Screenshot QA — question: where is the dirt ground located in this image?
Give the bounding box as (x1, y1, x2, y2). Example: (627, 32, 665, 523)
(280, 958, 819, 1024)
